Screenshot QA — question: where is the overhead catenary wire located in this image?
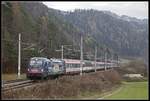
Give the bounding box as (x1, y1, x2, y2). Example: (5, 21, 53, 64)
(2, 39, 37, 46)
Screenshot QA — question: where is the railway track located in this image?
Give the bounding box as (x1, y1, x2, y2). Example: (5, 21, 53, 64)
(2, 79, 35, 92)
(3, 79, 27, 84)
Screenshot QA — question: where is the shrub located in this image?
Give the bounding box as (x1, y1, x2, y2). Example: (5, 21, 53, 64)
(2, 70, 121, 99)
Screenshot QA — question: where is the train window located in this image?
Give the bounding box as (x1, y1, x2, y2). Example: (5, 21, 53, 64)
(66, 64, 69, 68)
(65, 64, 67, 68)
(72, 64, 73, 68)
(74, 64, 76, 68)
(73, 64, 78, 68)
(47, 62, 50, 67)
(66, 64, 70, 68)
(76, 64, 78, 68)
(44, 62, 47, 67)
(30, 59, 43, 68)
(72, 64, 74, 68)
(30, 60, 35, 65)
(70, 64, 72, 68)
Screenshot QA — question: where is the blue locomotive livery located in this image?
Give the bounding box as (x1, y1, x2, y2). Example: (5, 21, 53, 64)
(27, 57, 51, 79)
(48, 59, 66, 75)
(27, 57, 66, 79)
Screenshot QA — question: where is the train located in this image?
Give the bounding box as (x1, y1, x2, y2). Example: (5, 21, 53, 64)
(26, 57, 118, 79)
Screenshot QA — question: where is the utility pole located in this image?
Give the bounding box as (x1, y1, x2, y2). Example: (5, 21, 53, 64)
(56, 45, 72, 59)
(18, 33, 21, 78)
(104, 51, 107, 71)
(61, 45, 64, 60)
(94, 46, 97, 72)
(80, 35, 83, 76)
(117, 55, 119, 67)
(111, 53, 114, 69)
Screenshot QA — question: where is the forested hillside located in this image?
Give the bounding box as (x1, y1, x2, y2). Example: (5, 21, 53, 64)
(1, 1, 148, 73)
(61, 9, 148, 58)
(2, 1, 81, 73)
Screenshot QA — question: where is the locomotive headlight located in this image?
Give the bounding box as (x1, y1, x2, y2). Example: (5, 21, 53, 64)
(41, 69, 44, 72)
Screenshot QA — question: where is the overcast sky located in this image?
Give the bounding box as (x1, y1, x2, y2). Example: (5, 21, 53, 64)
(43, 1, 148, 19)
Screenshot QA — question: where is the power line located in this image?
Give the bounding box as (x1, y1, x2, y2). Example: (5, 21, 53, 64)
(2, 39, 36, 46)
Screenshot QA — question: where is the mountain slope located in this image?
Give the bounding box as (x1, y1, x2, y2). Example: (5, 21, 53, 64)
(1, 2, 148, 73)
(2, 1, 81, 73)
(61, 9, 148, 58)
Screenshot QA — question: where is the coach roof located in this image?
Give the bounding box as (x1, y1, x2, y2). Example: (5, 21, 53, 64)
(31, 57, 50, 61)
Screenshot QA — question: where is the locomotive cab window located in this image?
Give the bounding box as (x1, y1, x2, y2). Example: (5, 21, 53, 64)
(29, 59, 43, 68)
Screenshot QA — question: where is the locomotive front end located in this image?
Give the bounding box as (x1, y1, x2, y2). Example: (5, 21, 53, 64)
(27, 57, 47, 79)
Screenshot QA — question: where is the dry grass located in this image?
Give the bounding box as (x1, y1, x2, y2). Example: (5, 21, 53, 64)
(116, 59, 147, 77)
(2, 70, 121, 100)
(2, 73, 26, 81)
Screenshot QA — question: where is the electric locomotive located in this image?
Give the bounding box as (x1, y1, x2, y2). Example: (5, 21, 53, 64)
(26, 57, 51, 79)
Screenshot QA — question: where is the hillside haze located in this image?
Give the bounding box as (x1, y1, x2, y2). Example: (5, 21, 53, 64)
(61, 9, 148, 57)
(1, 1, 148, 73)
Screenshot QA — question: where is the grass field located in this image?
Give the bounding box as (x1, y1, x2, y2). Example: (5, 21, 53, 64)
(105, 81, 148, 100)
(75, 81, 148, 100)
(2, 73, 26, 81)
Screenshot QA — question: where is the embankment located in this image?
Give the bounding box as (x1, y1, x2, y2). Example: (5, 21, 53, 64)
(2, 69, 121, 99)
